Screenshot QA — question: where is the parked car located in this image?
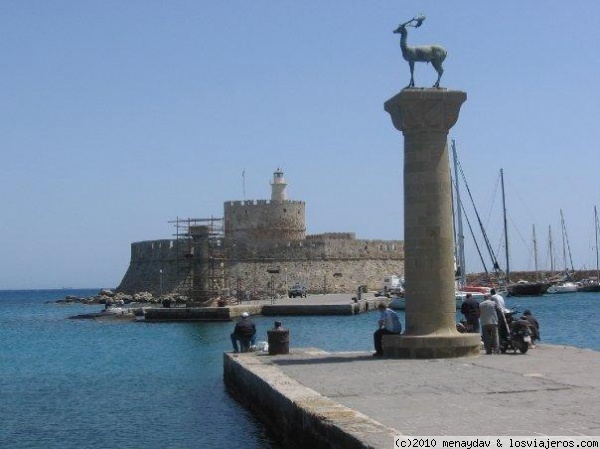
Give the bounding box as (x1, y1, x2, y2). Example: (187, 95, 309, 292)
(288, 283, 307, 298)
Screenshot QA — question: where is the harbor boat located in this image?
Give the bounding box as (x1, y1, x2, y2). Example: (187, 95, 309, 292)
(507, 281, 549, 297)
(544, 210, 578, 295)
(494, 170, 550, 297)
(387, 296, 405, 310)
(546, 281, 579, 294)
(578, 206, 600, 293)
(451, 141, 509, 300)
(388, 292, 470, 311)
(69, 307, 135, 320)
(461, 284, 508, 299)
(578, 279, 600, 293)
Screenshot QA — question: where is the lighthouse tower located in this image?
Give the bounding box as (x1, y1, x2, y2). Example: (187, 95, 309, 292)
(270, 167, 287, 201)
(224, 168, 305, 241)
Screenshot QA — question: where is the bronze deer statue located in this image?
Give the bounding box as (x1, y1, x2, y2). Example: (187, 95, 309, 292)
(393, 15, 447, 89)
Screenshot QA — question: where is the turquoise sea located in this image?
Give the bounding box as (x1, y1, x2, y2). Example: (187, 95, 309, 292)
(1, 289, 599, 448)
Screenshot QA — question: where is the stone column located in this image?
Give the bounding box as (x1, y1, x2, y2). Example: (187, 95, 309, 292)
(383, 89, 480, 358)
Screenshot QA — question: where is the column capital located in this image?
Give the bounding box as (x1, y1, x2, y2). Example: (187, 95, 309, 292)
(384, 88, 466, 133)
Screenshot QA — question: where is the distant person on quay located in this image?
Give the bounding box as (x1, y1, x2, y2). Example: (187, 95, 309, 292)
(479, 295, 500, 354)
(521, 309, 540, 347)
(460, 293, 480, 333)
(373, 301, 401, 357)
(230, 312, 257, 353)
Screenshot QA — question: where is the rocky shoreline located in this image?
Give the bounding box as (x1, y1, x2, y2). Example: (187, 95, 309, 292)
(53, 289, 189, 307)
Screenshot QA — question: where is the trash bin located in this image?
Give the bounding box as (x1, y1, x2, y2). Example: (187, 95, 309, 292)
(267, 321, 289, 355)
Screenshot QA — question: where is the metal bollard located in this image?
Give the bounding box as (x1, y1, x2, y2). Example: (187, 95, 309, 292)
(267, 321, 289, 355)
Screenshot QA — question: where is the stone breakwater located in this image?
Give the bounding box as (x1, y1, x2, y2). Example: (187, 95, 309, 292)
(53, 289, 187, 306)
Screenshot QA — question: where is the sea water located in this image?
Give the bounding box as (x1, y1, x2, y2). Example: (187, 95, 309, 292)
(1, 289, 599, 448)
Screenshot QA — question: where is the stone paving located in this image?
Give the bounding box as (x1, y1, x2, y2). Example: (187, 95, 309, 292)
(245, 344, 600, 438)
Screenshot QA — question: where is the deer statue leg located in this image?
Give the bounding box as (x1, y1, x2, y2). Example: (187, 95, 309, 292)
(407, 60, 415, 88)
(432, 60, 443, 88)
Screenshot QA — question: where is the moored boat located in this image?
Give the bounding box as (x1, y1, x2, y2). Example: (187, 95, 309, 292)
(388, 292, 469, 310)
(507, 281, 549, 297)
(577, 207, 600, 293)
(577, 279, 600, 293)
(462, 284, 509, 299)
(546, 281, 579, 294)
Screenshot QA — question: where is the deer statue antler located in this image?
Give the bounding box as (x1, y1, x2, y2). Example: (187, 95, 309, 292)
(398, 14, 426, 29)
(413, 14, 426, 28)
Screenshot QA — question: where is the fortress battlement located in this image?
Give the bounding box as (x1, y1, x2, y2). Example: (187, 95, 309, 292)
(307, 233, 356, 240)
(224, 199, 305, 207)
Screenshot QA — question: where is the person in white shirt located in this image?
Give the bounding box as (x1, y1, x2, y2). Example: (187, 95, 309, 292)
(490, 288, 506, 311)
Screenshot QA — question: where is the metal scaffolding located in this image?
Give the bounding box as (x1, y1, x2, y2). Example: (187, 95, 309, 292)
(169, 217, 226, 303)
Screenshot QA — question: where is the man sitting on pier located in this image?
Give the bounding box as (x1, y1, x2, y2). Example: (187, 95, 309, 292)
(373, 302, 402, 357)
(230, 312, 257, 353)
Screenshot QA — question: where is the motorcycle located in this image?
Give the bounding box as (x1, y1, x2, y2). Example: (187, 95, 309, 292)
(498, 309, 532, 354)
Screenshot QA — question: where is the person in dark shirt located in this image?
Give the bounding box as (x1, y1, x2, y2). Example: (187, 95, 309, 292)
(230, 312, 257, 353)
(521, 309, 540, 347)
(460, 293, 480, 333)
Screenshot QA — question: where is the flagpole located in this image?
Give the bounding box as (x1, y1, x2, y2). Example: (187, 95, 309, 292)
(242, 169, 246, 201)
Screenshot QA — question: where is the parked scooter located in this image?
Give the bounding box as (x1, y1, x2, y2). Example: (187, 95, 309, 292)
(498, 309, 532, 354)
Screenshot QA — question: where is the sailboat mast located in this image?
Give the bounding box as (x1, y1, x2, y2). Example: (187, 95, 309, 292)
(451, 140, 466, 288)
(560, 209, 567, 272)
(559, 209, 576, 274)
(533, 224, 539, 281)
(595, 205, 599, 281)
(501, 168, 510, 282)
(548, 225, 555, 273)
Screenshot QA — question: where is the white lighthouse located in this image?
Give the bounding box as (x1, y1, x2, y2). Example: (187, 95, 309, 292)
(270, 167, 288, 201)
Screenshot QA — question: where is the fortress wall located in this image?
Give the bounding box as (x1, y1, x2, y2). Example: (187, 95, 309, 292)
(117, 240, 190, 294)
(308, 237, 404, 259)
(130, 240, 178, 261)
(236, 237, 404, 261)
(224, 200, 306, 241)
(117, 237, 404, 295)
(227, 258, 404, 296)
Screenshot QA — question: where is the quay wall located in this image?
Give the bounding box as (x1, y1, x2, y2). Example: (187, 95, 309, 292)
(223, 352, 399, 449)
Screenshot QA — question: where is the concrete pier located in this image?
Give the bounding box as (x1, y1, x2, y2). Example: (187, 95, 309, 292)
(384, 89, 480, 358)
(141, 293, 379, 321)
(224, 345, 600, 447)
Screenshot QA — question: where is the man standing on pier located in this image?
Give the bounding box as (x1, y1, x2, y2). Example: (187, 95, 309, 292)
(479, 295, 500, 354)
(460, 293, 480, 333)
(373, 302, 401, 357)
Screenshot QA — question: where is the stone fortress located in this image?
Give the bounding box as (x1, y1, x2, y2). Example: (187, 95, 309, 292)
(117, 169, 405, 302)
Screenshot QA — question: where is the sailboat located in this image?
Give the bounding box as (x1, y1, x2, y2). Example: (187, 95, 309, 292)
(547, 210, 579, 294)
(577, 205, 600, 293)
(499, 169, 550, 297)
(451, 141, 507, 301)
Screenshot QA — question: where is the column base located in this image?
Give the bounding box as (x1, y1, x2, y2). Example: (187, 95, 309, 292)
(382, 333, 481, 359)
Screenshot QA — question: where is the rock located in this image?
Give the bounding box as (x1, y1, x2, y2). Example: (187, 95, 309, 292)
(133, 291, 154, 302)
(99, 289, 115, 297)
(114, 292, 133, 302)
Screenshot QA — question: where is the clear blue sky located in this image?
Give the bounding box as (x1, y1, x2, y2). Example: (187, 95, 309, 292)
(1, 1, 599, 289)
